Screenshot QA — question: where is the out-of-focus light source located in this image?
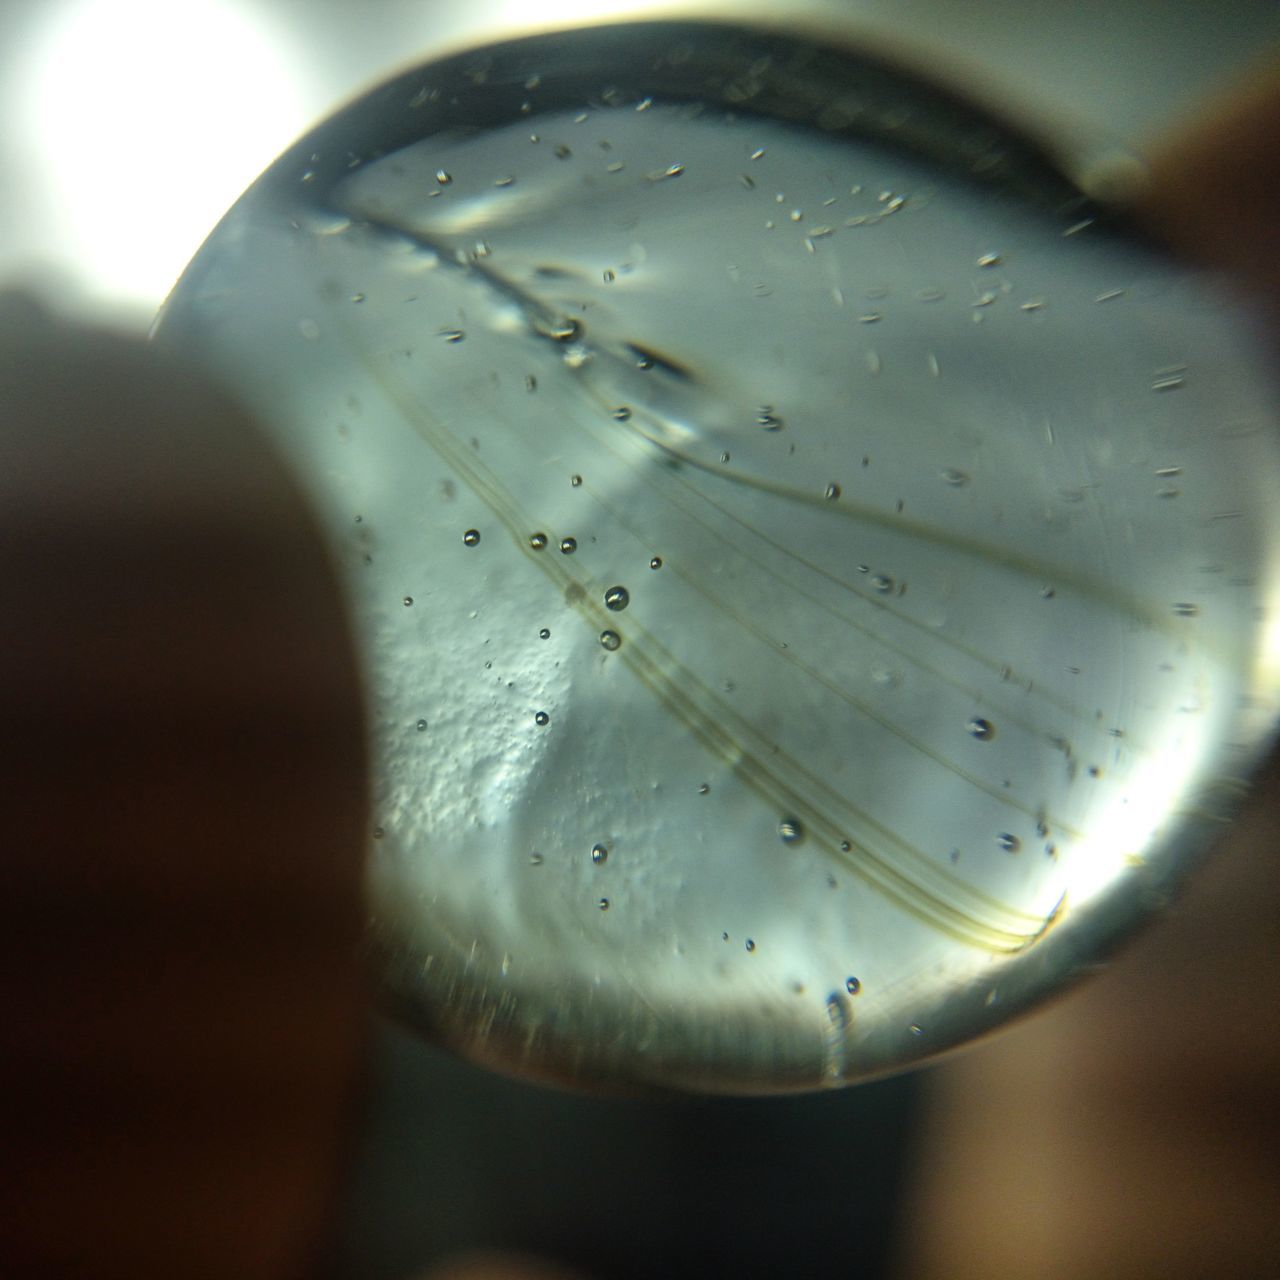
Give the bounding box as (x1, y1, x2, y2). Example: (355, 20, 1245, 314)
(14, 0, 310, 312)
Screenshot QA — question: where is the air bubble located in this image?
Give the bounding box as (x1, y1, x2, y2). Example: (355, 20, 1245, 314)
(940, 468, 969, 487)
(757, 406, 784, 430)
(845, 976, 861, 995)
(529, 531, 548, 550)
(1173, 602, 1201, 617)
(824, 482, 842, 501)
(463, 528, 481, 546)
(745, 939, 756, 952)
(591, 842, 609, 865)
(403, 596, 414, 607)
(539, 627, 551, 639)
(604, 585, 631, 611)
(598, 897, 610, 910)
(435, 168, 452, 185)
(976, 252, 1002, 267)
(416, 719, 428, 732)
(599, 629, 622, 651)
(534, 711, 550, 726)
(698, 783, 710, 795)
(570, 474, 583, 487)
(778, 817, 804, 844)
(612, 405, 633, 421)
(997, 833, 1021, 853)
(649, 556, 663, 570)
(966, 717, 995, 741)
(871, 574, 893, 594)
(440, 328, 465, 343)
(528, 852, 544, 867)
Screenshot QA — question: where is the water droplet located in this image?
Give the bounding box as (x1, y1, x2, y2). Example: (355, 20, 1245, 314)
(940, 467, 969, 487)
(534, 711, 550, 726)
(591, 842, 609, 865)
(416, 719, 428, 732)
(403, 595, 414, 607)
(649, 556, 663, 571)
(559, 536, 577, 554)
(612, 405, 632, 421)
(824, 482, 842, 501)
(435, 168, 452, 185)
(528, 851, 544, 867)
(463, 528, 481, 546)
(976, 251, 1002, 267)
(997, 833, 1021, 853)
(598, 897, 610, 910)
(966, 717, 995, 741)
(845, 976, 861, 995)
(529, 531, 548, 550)
(440, 327, 465, 343)
(599, 629, 622, 651)
(604, 585, 630, 611)
(570, 474, 582, 488)
(539, 627, 551, 640)
(778, 817, 804, 844)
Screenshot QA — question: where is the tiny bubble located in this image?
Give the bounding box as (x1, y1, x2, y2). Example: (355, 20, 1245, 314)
(570, 474, 583, 487)
(529, 531, 548, 550)
(940, 467, 969, 487)
(778, 817, 804, 844)
(997, 833, 1021, 853)
(591, 842, 609, 865)
(599, 629, 622, 651)
(372, 826, 385, 839)
(845, 976, 861, 995)
(824, 482, 842, 501)
(416, 719, 428, 732)
(539, 627, 550, 640)
(435, 168, 452, 185)
(967, 717, 995, 741)
(529, 851, 544, 866)
(839, 840, 852, 853)
(649, 556, 663, 570)
(745, 938, 756, 952)
(535, 711, 550, 726)
(604, 585, 630, 611)
(598, 897, 610, 910)
(403, 596, 414, 607)
(871, 574, 894, 594)
(698, 783, 710, 795)
(440, 328, 465, 343)
(463, 528, 481, 546)
(559, 536, 577, 554)
(612, 405, 632, 421)
(976, 252, 1002, 267)
(525, 375, 538, 392)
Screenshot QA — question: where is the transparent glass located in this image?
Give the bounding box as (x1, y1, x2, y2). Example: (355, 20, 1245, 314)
(155, 21, 1280, 1092)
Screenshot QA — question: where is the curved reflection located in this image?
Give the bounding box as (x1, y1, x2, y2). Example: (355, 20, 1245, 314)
(155, 22, 1280, 1092)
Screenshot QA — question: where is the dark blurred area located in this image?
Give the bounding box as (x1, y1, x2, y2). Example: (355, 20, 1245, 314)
(336, 1025, 920, 1279)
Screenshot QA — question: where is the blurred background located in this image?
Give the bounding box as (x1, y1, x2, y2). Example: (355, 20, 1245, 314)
(3, 3, 1277, 1278)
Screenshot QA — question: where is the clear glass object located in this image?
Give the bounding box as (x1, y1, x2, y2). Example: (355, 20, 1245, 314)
(155, 21, 1280, 1092)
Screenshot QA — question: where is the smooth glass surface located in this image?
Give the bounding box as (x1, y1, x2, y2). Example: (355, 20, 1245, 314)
(156, 21, 1280, 1091)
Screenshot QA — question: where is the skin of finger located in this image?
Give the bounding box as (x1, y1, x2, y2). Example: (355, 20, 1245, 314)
(1135, 61, 1280, 307)
(0, 302, 369, 1278)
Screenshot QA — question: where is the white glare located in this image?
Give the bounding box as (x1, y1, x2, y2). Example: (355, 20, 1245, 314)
(15, 0, 309, 311)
